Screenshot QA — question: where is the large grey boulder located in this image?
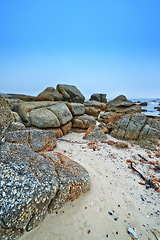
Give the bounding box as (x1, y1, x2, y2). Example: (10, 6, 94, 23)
(66, 103, 85, 116)
(29, 108, 60, 128)
(6, 129, 57, 152)
(57, 84, 85, 103)
(16, 101, 57, 122)
(48, 102, 73, 125)
(0, 94, 13, 140)
(0, 142, 59, 240)
(89, 93, 107, 103)
(34, 87, 63, 101)
(106, 95, 141, 114)
(111, 113, 160, 149)
(0, 143, 90, 240)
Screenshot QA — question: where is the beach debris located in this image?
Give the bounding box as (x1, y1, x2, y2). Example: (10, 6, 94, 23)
(127, 227, 139, 239)
(151, 229, 160, 240)
(137, 154, 148, 161)
(108, 211, 113, 215)
(87, 140, 99, 151)
(140, 195, 145, 201)
(130, 162, 159, 192)
(0, 137, 5, 144)
(114, 217, 118, 221)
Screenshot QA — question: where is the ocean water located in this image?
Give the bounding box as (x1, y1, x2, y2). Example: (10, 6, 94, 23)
(129, 98, 160, 117)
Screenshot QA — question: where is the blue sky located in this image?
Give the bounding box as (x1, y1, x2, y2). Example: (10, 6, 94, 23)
(0, 0, 160, 99)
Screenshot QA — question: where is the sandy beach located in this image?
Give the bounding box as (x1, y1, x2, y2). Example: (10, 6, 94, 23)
(19, 131, 160, 240)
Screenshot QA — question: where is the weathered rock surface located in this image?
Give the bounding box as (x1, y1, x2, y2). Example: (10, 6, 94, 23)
(66, 103, 85, 116)
(106, 95, 141, 114)
(85, 107, 100, 118)
(60, 122, 72, 135)
(8, 122, 26, 131)
(0, 94, 13, 140)
(16, 101, 56, 122)
(41, 152, 90, 214)
(72, 115, 96, 129)
(49, 128, 63, 138)
(89, 93, 107, 103)
(99, 111, 122, 124)
(6, 94, 36, 101)
(57, 84, 85, 103)
(6, 129, 57, 152)
(83, 125, 107, 141)
(0, 142, 59, 240)
(29, 108, 60, 128)
(0, 143, 90, 240)
(11, 111, 23, 123)
(34, 87, 63, 101)
(48, 103, 73, 125)
(84, 101, 106, 111)
(6, 98, 22, 112)
(98, 122, 109, 134)
(107, 140, 128, 148)
(111, 113, 160, 149)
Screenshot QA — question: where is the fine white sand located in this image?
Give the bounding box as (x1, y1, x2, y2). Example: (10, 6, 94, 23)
(20, 132, 160, 240)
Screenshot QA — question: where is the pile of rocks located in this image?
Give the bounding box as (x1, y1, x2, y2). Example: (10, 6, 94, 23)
(1, 85, 160, 150)
(0, 86, 91, 240)
(0, 84, 160, 239)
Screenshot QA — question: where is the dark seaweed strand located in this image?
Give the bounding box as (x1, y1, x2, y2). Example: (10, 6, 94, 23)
(130, 162, 158, 191)
(137, 154, 148, 161)
(0, 218, 24, 234)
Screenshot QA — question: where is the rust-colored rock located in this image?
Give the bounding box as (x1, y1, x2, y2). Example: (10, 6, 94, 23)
(85, 106, 100, 118)
(61, 122, 72, 135)
(35, 87, 63, 101)
(49, 128, 63, 138)
(107, 140, 128, 148)
(99, 112, 122, 124)
(98, 122, 109, 134)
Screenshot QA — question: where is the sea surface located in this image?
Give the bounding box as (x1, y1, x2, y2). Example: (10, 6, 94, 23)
(129, 98, 160, 117)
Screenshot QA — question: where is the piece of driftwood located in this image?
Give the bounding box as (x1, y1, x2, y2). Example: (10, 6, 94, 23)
(130, 162, 158, 191)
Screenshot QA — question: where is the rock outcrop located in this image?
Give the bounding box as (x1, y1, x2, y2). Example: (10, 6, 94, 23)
(99, 111, 122, 124)
(106, 95, 141, 114)
(0, 94, 13, 140)
(0, 142, 90, 240)
(7, 94, 36, 101)
(84, 101, 106, 111)
(83, 125, 107, 141)
(72, 115, 96, 129)
(57, 84, 85, 103)
(34, 87, 63, 101)
(85, 107, 100, 118)
(6, 129, 57, 152)
(89, 93, 107, 103)
(66, 103, 85, 116)
(111, 113, 160, 150)
(29, 108, 60, 128)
